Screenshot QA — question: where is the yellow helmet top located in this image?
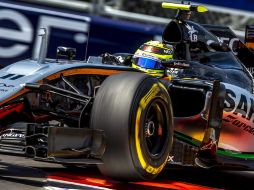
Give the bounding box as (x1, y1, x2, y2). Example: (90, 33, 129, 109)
(132, 41, 174, 77)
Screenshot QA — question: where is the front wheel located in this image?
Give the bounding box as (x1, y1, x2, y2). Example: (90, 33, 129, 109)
(90, 72, 174, 180)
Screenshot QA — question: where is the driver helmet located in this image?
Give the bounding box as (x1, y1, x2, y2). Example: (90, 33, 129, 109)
(132, 41, 174, 77)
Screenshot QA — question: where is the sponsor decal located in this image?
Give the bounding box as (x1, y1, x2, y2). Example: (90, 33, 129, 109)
(163, 49, 173, 54)
(167, 68, 180, 77)
(224, 86, 254, 135)
(199, 128, 217, 157)
(172, 61, 189, 68)
(218, 37, 239, 55)
(185, 23, 198, 42)
(0, 83, 14, 88)
(200, 139, 217, 151)
(224, 88, 254, 121)
(0, 79, 15, 93)
(247, 67, 254, 75)
(167, 155, 174, 163)
(223, 115, 254, 136)
(1, 133, 25, 138)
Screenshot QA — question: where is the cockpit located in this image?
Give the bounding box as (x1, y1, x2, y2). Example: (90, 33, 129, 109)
(162, 19, 253, 92)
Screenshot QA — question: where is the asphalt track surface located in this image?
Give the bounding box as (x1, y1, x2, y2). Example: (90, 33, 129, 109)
(0, 154, 253, 190)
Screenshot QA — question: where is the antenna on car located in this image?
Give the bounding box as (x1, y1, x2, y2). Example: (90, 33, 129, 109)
(38, 28, 48, 64)
(84, 26, 91, 62)
(162, 1, 208, 21)
(162, 1, 208, 12)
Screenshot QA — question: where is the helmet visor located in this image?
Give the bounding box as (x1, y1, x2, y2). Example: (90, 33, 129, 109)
(134, 57, 163, 69)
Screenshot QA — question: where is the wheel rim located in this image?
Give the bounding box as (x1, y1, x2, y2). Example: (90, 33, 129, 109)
(144, 99, 168, 159)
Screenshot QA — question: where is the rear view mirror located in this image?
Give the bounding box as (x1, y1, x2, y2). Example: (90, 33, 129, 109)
(161, 59, 189, 69)
(208, 42, 230, 52)
(57, 46, 76, 61)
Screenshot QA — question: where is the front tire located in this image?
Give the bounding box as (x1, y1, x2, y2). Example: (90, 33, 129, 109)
(90, 72, 173, 180)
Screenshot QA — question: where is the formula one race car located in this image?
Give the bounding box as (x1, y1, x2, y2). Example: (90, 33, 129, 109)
(1, 2, 254, 181)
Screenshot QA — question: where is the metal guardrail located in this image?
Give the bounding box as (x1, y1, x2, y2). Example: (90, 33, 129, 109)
(18, 0, 171, 25)
(148, 0, 254, 17)
(18, 0, 245, 37)
(19, 0, 93, 12)
(103, 6, 170, 24)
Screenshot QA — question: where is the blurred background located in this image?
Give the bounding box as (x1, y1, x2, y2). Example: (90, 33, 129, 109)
(0, 0, 254, 67)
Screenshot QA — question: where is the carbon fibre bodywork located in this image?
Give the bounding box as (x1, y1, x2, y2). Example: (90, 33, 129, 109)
(0, 55, 254, 169)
